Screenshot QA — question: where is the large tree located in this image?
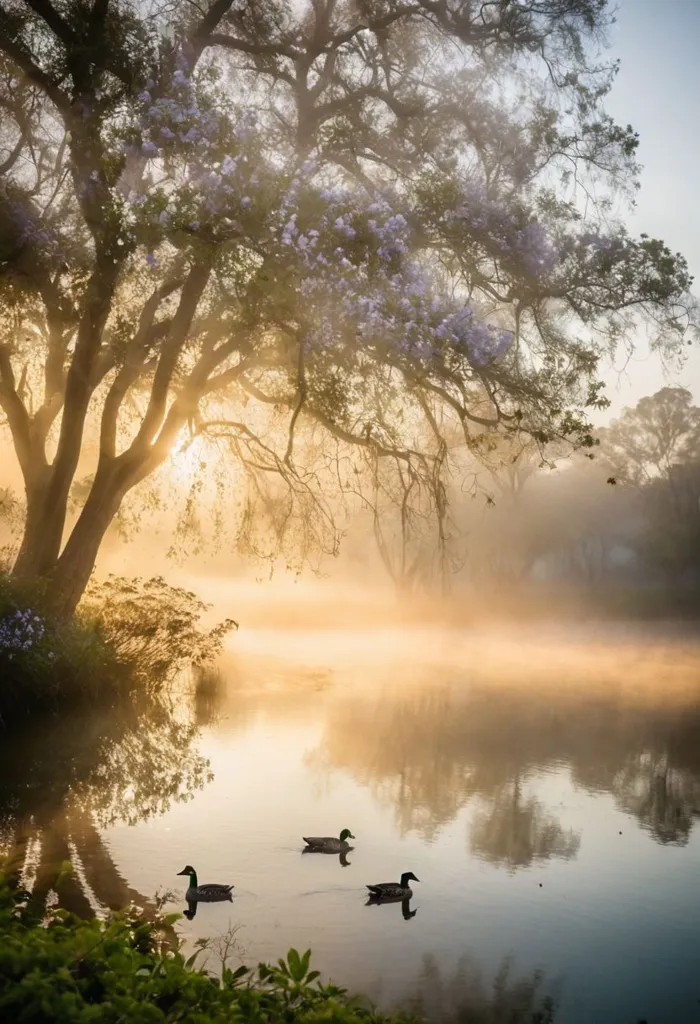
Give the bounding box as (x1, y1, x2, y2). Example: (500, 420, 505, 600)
(0, 0, 695, 616)
(599, 387, 700, 486)
(599, 388, 700, 578)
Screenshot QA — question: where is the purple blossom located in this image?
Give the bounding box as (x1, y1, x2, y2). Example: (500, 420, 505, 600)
(221, 155, 238, 176)
(146, 252, 158, 267)
(447, 185, 557, 278)
(0, 608, 47, 653)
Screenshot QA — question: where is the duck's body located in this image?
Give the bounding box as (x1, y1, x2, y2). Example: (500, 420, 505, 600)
(177, 866, 233, 902)
(366, 872, 420, 901)
(303, 828, 355, 853)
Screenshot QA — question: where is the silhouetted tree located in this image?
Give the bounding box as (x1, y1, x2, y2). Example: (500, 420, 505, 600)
(600, 388, 700, 486)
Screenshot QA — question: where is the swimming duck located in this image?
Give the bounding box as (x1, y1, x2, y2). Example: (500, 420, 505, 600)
(302, 828, 355, 853)
(366, 872, 420, 900)
(177, 865, 234, 902)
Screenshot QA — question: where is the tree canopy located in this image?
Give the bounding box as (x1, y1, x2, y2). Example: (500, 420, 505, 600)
(0, 0, 696, 614)
(600, 387, 700, 486)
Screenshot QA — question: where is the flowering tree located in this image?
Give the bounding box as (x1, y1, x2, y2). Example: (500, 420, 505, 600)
(0, 0, 696, 615)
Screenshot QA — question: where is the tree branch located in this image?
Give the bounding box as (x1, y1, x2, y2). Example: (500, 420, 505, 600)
(130, 264, 211, 452)
(0, 19, 69, 113)
(24, 0, 76, 46)
(0, 344, 36, 480)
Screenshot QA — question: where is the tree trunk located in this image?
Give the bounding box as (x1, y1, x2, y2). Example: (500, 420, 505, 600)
(12, 474, 67, 581)
(47, 460, 134, 618)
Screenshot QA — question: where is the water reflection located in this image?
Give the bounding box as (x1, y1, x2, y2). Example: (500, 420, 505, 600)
(405, 954, 557, 1024)
(302, 847, 353, 866)
(3, 627, 699, 1023)
(183, 900, 199, 920)
(0, 691, 210, 917)
(309, 673, 700, 856)
(470, 779, 580, 871)
(366, 895, 418, 921)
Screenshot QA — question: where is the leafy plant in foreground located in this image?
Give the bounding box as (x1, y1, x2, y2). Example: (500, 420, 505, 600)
(0, 875, 412, 1024)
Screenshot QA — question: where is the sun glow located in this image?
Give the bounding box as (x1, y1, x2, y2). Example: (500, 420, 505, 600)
(166, 432, 207, 487)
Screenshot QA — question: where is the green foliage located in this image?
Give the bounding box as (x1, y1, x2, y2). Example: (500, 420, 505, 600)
(0, 876, 416, 1024)
(0, 565, 121, 720)
(0, 569, 237, 722)
(82, 576, 238, 685)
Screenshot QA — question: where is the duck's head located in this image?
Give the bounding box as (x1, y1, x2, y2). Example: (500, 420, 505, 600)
(400, 871, 420, 886)
(177, 865, 196, 877)
(339, 829, 356, 842)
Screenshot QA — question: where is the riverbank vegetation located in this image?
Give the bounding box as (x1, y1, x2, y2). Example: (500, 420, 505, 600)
(0, 569, 236, 722)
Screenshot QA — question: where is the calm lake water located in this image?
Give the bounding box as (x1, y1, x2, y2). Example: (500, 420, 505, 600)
(4, 621, 700, 1023)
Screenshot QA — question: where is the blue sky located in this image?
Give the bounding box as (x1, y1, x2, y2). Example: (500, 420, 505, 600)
(602, 0, 700, 416)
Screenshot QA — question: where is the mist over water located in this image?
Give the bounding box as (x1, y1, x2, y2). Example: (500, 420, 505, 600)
(4, 588, 700, 1024)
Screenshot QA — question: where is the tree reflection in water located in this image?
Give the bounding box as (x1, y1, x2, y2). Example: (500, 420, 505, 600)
(308, 673, 700, 861)
(0, 691, 211, 918)
(404, 953, 557, 1024)
(470, 777, 580, 871)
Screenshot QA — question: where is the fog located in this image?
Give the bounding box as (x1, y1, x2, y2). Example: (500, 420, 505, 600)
(3, 386, 699, 630)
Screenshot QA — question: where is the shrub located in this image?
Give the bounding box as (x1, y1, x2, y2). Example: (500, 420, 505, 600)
(81, 575, 238, 685)
(0, 571, 116, 720)
(0, 569, 237, 722)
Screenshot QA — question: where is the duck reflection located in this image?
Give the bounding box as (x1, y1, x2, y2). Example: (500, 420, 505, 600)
(183, 900, 198, 921)
(365, 894, 417, 920)
(302, 847, 353, 866)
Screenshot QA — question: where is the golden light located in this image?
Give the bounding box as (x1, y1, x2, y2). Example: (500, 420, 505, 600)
(167, 431, 207, 487)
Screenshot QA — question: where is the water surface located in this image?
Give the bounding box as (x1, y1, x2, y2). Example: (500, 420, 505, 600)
(4, 622, 700, 1023)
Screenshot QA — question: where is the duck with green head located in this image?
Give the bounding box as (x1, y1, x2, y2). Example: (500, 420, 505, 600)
(366, 872, 420, 901)
(177, 865, 234, 902)
(302, 828, 355, 853)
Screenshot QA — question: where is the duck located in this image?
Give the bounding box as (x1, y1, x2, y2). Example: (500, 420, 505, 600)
(366, 872, 420, 900)
(177, 865, 234, 902)
(302, 828, 355, 853)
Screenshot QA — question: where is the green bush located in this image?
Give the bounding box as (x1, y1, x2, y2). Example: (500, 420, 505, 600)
(0, 569, 237, 722)
(0, 571, 117, 720)
(82, 575, 238, 686)
(0, 876, 407, 1024)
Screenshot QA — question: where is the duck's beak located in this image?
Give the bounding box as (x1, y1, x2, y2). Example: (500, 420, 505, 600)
(177, 870, 188, 876)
